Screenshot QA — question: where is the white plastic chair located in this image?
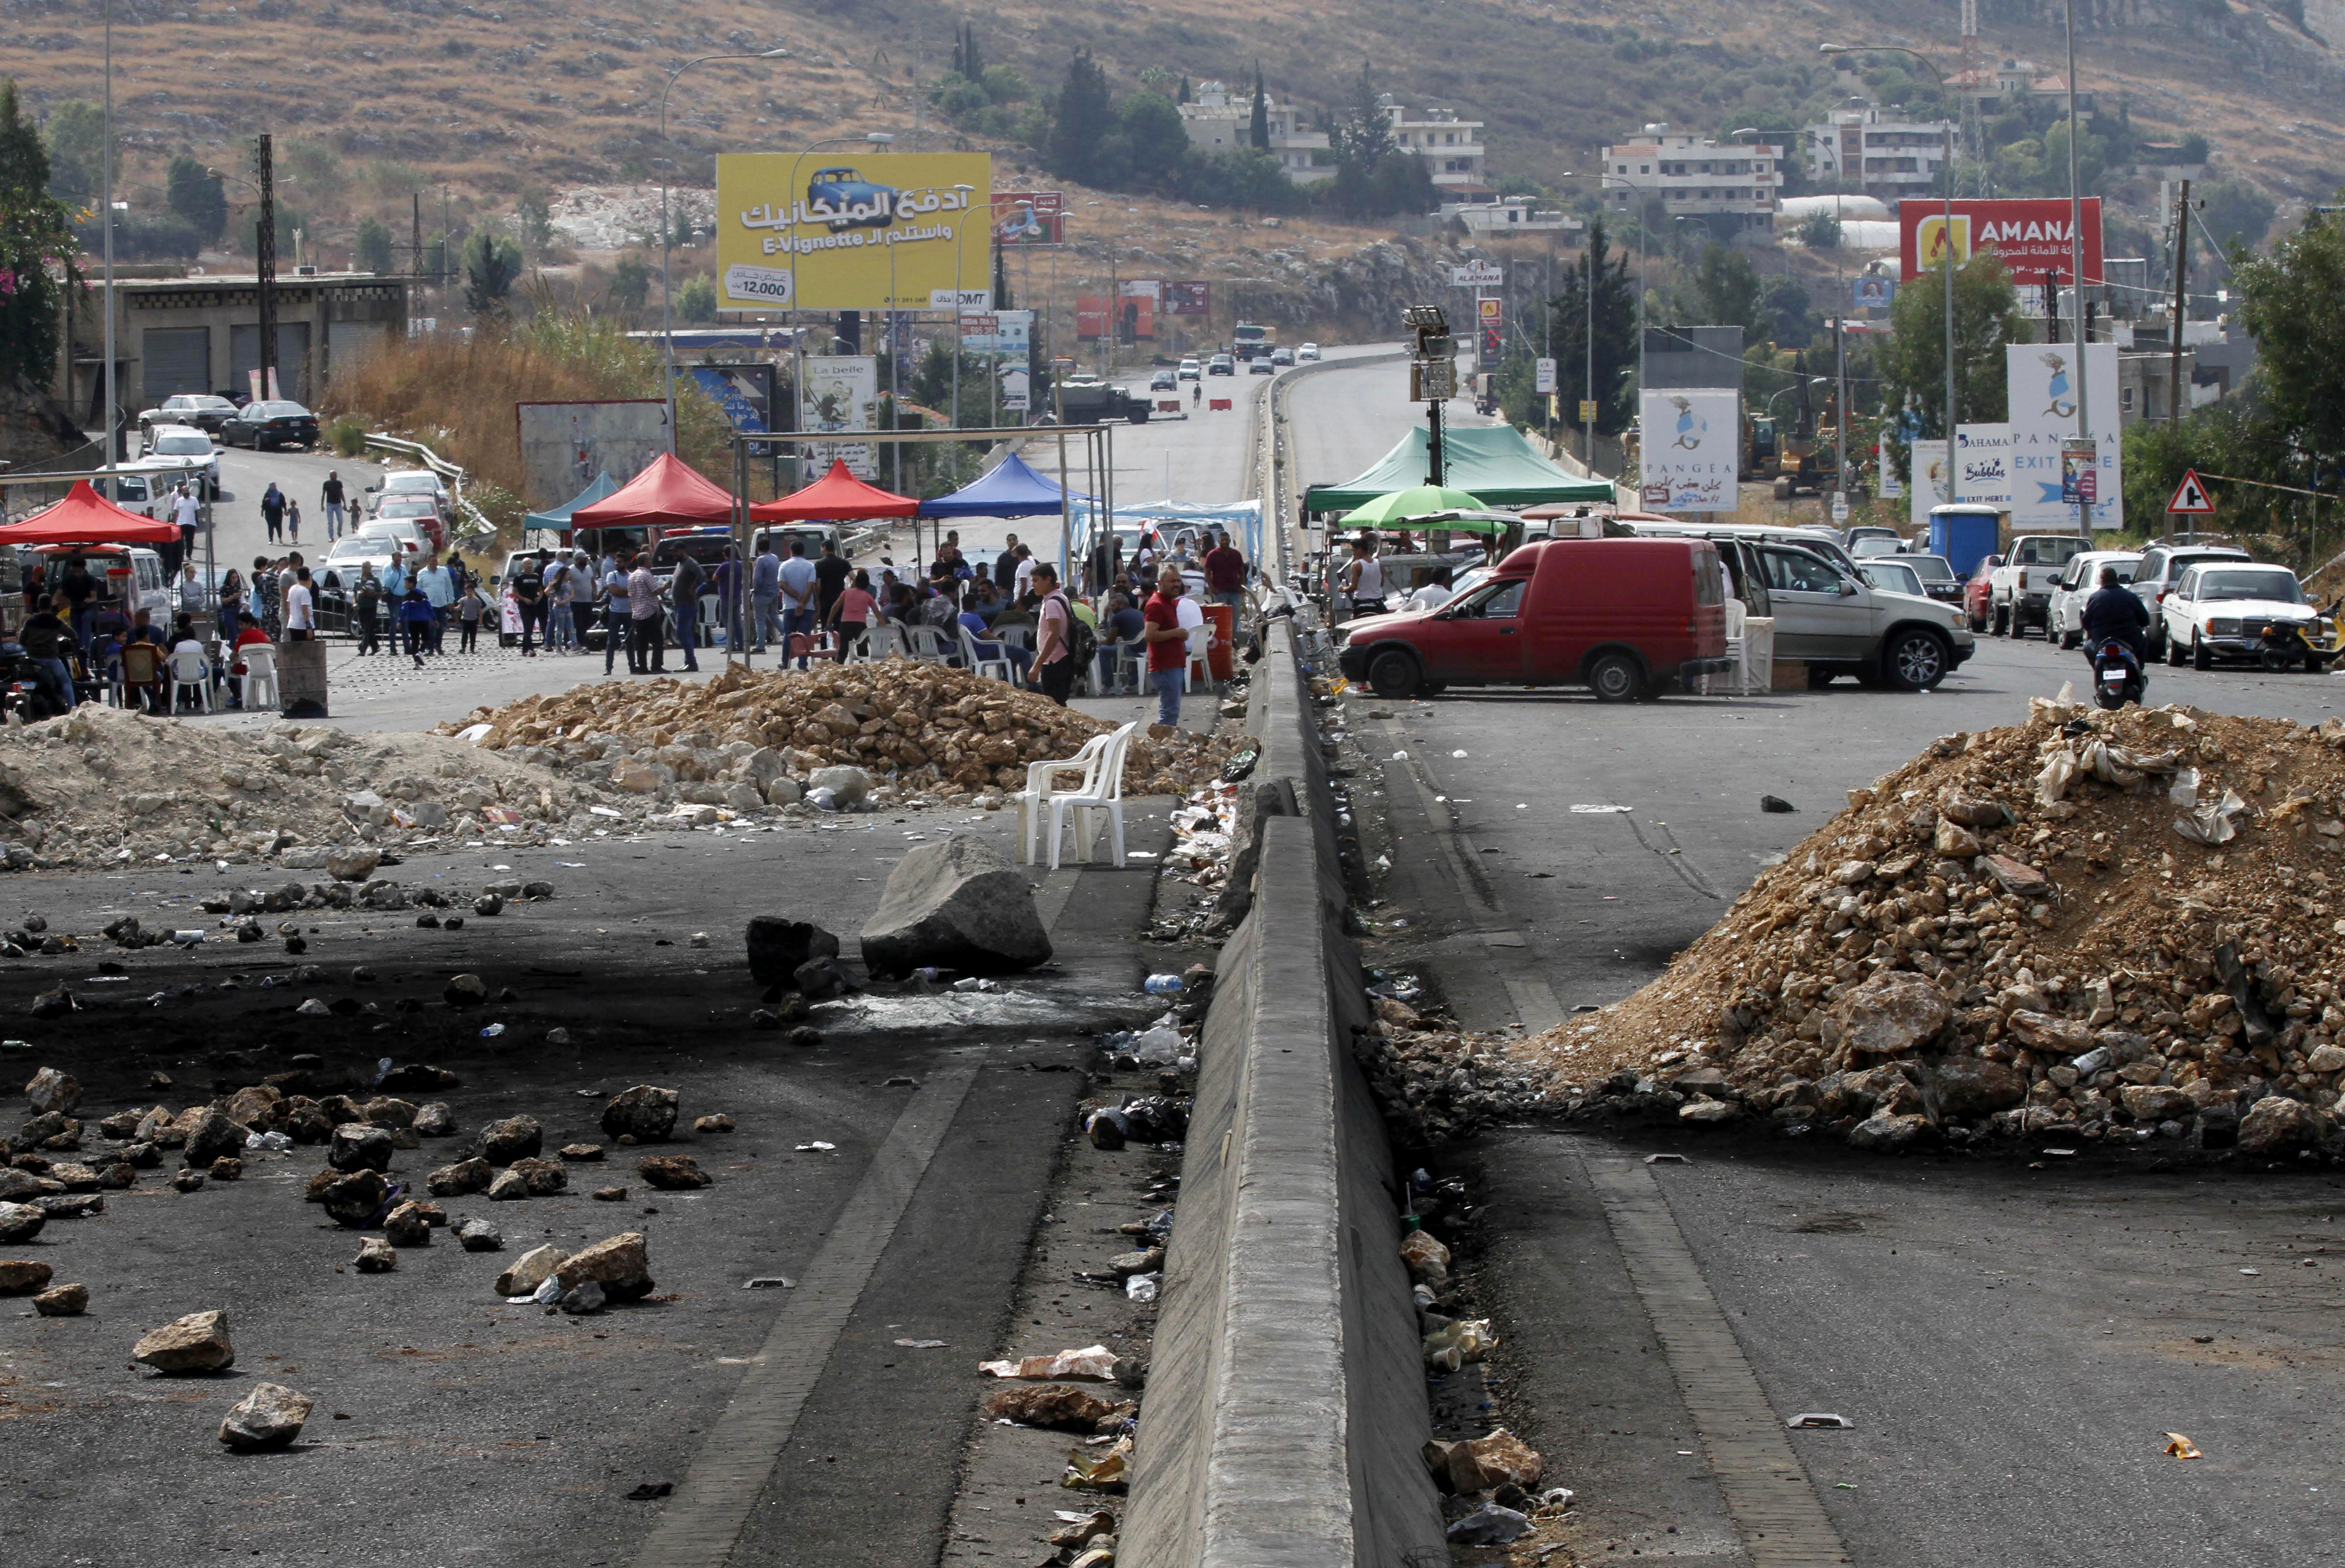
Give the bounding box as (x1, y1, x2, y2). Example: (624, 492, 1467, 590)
(957, 623, 1014, 683)
(902, 624, 954, 665)
(1701, 599, 1750, 697)
(1046, 721, 1136, 870)
(167, 646, 214, 713)
(1013, 731, 1110, 864)
(852, 623, 905, 662)
(240, 643, 279, 710)
(1181, 622, 1214, 692)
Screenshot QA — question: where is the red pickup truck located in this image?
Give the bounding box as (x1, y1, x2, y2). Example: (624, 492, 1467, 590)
(1334, 537, 1732, 701)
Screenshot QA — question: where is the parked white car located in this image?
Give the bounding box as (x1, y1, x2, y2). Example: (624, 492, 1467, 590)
(2048, 550, 2144, 648)
(2129, 542, 2250, 657)
(2161, 562, 2334, 671)
(141, 423, 223, 500)
(357, 517, 430, 556)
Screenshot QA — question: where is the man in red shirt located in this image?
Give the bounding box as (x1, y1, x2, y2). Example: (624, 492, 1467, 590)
(1201, 531, 1246, 610)
(1142, 566, 1190, 728)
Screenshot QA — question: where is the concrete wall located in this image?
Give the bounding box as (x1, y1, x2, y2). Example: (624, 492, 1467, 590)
(1127, 620, 1446, 1568)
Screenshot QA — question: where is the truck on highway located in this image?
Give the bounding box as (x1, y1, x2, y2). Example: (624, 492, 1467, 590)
(1333, 536, 1734, 702)
(1047, 380, 1153, 425)
(1232, 323, 1275, 362)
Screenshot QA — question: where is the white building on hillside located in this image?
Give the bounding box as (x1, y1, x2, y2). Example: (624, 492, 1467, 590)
(1178, 81, 1333, 185)
(1601, 125, 1782, 231)
(1804, 100, 1958, 206)
(1381, 97, 1490, 199)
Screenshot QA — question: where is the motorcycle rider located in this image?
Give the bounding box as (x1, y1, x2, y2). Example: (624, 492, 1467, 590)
(2080, 564, 2151, 668)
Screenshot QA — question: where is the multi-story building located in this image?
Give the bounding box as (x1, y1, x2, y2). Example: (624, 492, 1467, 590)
(1379, 98, 1490, 198)
(1803, 100, 1958, 206)
(1442, 198, 1583, 238)
(1600, 125, 1782, 231)
(1177, 81, 1333, 185)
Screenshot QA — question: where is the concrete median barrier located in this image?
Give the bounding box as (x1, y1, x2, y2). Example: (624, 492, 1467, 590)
(1126, 619, 1445, 1568)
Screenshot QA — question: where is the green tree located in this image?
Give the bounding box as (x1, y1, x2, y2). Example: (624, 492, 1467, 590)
(1875, 251, 2025, 479)
(462, 229, 523, 313)
(1516, 216, 1637, 437)
(1758, 274, 1818, 348)
(1118, 92, 1193, 190)
(1249, 63, 1270, 152)
(608, 253, 651, 314)
(165, 155, 227, 244)
(515, 187, 556, 254)
(992, 245, 1012, 310)
(353, 215, 394, 275)
(676, 273, 717, 323)
(950, 21, 984, 81)
(1796, 208, 1841, 250)
(2234, 205, 2345, 473)
(1692, 243, 1761, 335)
(39, 99, 103, 206)
(1325, 67, 1434, 218)
(1, 79, 81, 391)
(1048, 50, 1115, 186)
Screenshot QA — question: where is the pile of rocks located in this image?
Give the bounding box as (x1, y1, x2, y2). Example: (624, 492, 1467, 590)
(0, 705, 642, 871)
(1492, 703, 2345, 1157)
(448, 661, 1241, 801)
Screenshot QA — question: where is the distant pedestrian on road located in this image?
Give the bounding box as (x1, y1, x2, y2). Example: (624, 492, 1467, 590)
(601, 556, 634, 674)
(567, 551, 596, 653)
(321, 471, 345, 539)
(828, 569, 874, 663)
(397, 585, 434, 667)
(283, 567, 316, 642)
(814, 539, 851, 632)
(457, 579, 485, 652)
(260, 482, 285, 544)
(353, 565, 382, 655)
(1203, 530, 1246, 612)
(1338, 534, 1383, 619)
(512, 553, 545, 656)
(750, 537, 781, 653)
(671, 549, 705, 673)
(415, 555, 453, 655)
(285, 498, 302, 545)
(627, 554, 664, 673)
(1030, 562, 1077, 706)
(994, 533, 1021, 593)
(173, 482, 202, 564)
(778, 538, 818, 669)
(1142, 566, 1190, 727)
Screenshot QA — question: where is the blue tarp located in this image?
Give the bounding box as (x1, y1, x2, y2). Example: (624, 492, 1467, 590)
(916, 452, 1089, 518)
(523, 471, 618, 534)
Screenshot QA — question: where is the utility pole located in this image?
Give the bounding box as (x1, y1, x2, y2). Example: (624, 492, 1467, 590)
(2062, 0, 2091, 539)
(101, 0, 116, 458)
(1833, 311, 1847, 501)
(2167, 178, 2191, 433)
(1583, 244, 1595, 466)
(253, 134, 277, 401)
(412, 192, 423, 284)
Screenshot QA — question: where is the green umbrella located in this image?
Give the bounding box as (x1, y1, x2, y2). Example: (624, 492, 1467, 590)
(1338, 484, 1490, 527)
(1374, 508, 1518, 536)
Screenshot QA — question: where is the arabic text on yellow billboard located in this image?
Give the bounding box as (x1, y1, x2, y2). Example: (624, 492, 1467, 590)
(715, 152, 992, 311)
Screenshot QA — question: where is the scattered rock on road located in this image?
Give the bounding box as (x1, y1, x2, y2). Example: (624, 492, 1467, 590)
(353, 1237, 397, 1272)
(0, 1202, 46, 1243)
(745, 918, 841, 986)
(32, 1282, 87, 1315)
(479, 1115, 543, 1164)
(218, 1383, 313, 1451)
(0, 1259, 54, 1293)
(133, 1309, 235, 1373)
(637, 1154, 710, 1190)
(328, 1123, 394, 1174)
(23, 1066, 81, 1115)
(495, 1244, 566, 1298)
(317, 1170, 389, 1228)
(601, 1085, 679, 1143)
(458, 1219, 503, 1251)
(553, 1231, 654, 1301)
(427, 1157, 491, 1197)
(859, 834, 1053, 978)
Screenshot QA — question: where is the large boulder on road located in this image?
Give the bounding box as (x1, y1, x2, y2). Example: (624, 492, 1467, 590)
(859, 834, 1052, 979)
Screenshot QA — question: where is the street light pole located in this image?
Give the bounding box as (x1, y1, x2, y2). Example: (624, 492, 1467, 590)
(1824, 43, 1957, 518)
(659, 48, 792, 455)
(2061, 0, 2092, 538)
(101, 0, 116, 460)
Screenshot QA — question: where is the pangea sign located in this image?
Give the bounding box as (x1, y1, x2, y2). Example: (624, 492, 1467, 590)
(1899, 198, 2103, 285)
(716, 152, 992, 311)
(1637, 388, 1740, 513)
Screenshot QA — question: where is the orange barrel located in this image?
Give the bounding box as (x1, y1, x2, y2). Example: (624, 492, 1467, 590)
(1204, 602, 1235, 680)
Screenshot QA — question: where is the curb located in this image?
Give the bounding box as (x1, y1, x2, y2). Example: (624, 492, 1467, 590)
(1126, 618, 1445, 1568)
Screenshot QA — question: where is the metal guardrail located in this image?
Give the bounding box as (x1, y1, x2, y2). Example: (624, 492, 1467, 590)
(362, 432, 498, 550)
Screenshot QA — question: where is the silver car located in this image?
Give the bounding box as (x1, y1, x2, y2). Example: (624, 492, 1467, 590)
(1754, 542, 1976, 690)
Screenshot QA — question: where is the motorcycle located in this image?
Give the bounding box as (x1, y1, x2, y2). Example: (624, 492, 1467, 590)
(2091, 637, 2146, 710)
(0, 643, 64, 722)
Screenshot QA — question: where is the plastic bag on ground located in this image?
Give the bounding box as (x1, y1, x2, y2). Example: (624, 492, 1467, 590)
(1423, 1317, 1497, 1372)
(979, 1345, 1120, 1381)
(1060, 1436, 1133, 1491)
(1445, 1503, 1532, 1545)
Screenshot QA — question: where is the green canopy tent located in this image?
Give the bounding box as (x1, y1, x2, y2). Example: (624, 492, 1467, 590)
(1304, 424, 1614, 513)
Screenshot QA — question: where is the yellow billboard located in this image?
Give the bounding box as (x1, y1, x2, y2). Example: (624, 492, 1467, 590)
(715, 152, 992, 312)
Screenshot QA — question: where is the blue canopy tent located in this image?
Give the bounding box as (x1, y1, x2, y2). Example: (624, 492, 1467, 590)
(915, 452, 1089, 518)
(523, 471, 618, 534)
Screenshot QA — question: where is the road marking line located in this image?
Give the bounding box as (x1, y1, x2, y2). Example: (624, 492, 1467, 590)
(632, 1061, 983, 1568)
(1584, 1156, 1853, 1568)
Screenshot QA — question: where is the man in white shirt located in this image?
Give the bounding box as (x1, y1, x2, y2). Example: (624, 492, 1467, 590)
(1406, 566, 1455, 612)
(777, 539, 819, 670)
(283, 568, 316, 641)
(414, 556, 454, 656)
(1011, 544, 1037, 600)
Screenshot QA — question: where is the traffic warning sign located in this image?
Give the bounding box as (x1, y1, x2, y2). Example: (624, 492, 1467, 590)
(2166, 468, 2215, 514)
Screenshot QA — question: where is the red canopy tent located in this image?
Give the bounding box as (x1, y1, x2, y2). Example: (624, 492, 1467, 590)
(0, 480, 180, 546)
(568, 453, 735, 531)
(748, 460, 918, 523)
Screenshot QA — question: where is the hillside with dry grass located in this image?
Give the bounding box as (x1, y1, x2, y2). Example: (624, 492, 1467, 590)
(6, 0, 2338, 255)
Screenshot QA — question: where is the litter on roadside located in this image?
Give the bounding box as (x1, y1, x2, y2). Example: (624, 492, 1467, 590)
(2163, 1431, 2202, 1459)
(980, 1345, 1120, 1381)
(1787, 1412, 1853, 1429)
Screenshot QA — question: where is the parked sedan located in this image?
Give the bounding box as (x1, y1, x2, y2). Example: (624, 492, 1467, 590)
(1963, 554, 2001, 632)
(221, 399, 319, 450)
(137, 393, 238, 438)
(1899, 553, 1964, 607)
(2161, 563, 2335, 671)
(370, 494, 447, 548)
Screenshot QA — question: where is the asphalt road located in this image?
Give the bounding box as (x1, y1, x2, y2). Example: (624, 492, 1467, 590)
(0, 806, 1192, 1567)
(1250, 351, 2345, 1564)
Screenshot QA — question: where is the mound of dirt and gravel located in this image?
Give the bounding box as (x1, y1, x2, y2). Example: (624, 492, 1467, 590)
(447, 661, 1242, 799)
(1380, 700, 2345, 1161)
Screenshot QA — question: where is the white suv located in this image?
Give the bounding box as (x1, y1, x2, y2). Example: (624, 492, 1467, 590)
(1987, 533, 2089, 637)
